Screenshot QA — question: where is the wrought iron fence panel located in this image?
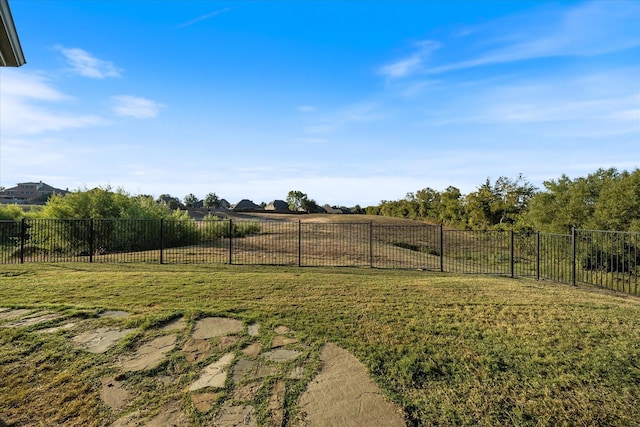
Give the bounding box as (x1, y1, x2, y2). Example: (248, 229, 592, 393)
(2, 218, 639, 296)
(371, 224, 440, 269)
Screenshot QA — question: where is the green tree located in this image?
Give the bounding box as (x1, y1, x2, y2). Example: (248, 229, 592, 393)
(156, 194, 181, 210)
(287, 190, 320, 212)
(183, 193, 200, 208)
(203, 192, 220, 209)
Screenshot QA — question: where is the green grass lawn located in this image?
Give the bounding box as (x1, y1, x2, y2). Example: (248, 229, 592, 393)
(1, 263, 640, 426)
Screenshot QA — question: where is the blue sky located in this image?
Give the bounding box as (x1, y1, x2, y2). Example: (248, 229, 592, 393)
(1, 0, 638, 206)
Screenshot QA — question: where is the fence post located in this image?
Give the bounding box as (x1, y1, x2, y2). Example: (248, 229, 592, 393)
(369, 222, 373, 268)
(159, 219, 164, 264)
(298, 220, 302, 267)
(440, 224, 444, 272)
(510, 230, 515, 278)
(20, 218, 26, 264)
(572, 227, 577, 287)
(89, 218, 94, 263)
(536, 231, 540, 281)
(229, 219, 233, 265)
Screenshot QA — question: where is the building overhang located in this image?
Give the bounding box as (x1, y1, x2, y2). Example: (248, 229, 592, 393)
(0, 0, 25, 67)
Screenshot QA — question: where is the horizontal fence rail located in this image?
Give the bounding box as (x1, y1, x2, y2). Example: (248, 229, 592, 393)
(1, 218, 638, 296)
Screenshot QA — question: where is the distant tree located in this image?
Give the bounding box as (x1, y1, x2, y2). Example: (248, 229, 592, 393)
(203, 192, 220, 209)
(351, 205, 365, 214)
(591, 169, 640, 232)
(184, 193, 200, 208)
(156, 194, 182, 210)
(286, 191, 308, 212)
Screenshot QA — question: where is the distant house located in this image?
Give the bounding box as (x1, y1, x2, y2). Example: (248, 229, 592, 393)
(323, 204, 347, 214)
(218, 199, 231, 209)
(232, 199, 263, 212)
(0, 181, 68, 204)
(265, 200, 291, 213)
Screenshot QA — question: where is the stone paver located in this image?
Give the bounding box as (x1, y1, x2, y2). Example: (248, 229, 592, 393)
(271, 335, 298, 348)
(100, 310, 129, 319)
(159, 316, 186, 332)
(294, 343, 406, 427)
(1, 313, 61, 329)
(188, 352, 235, 391)
(212, 403, 257, 427)
(4, 311, 408, 427)
(40, 322, 76, 334)
(193, 317, 243, 339)
(120, 335, 177, 372)
(0, 309, 31, 321)
(72, 328, 135, 354)
(100, 376, 132, 412)
(191, 392, 221, 413)
(263, 349, 301, 362)
(247, 323, 260, 337)
(182, 338, 212, 363)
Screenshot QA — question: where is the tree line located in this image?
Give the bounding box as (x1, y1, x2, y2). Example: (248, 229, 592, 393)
(0, 167, 637, 233)
(365, 168, 639, 233)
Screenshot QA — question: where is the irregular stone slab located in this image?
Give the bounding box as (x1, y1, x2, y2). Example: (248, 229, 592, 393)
(145, 400, 189, 427)
(193, 317, 243, 339)
(72, 328, 135, 354)
(274, 326, 294, 334)
(111, 409, 144, 427)
(0, 307, 9, 313)
(120, 335, 177, 372)
(218, 335, 239, 350)
(188, 352, 235, 391)
(241, 343, 262, 358)
(232, 358, 279, 384)
(100, 310, 129, 319)
(214, 403, 257, 427)
(100, 376, 132, 412)
(268, 380, 286, 427)
(41, 322, 76, 334)
(271, 335, 298, 348)
(247, 323, 260, 337)
(1, 313, 62, 329)
(263, 349, 301, 362)
(288, 366, 305, 380)
(182, 338, 212, 364)
(294, 343, 406, 427)
(191, 392, 221, 413)
(158, 316, 186, 332)
(231, 382, 262, 402)
(0, 309, 31, 321)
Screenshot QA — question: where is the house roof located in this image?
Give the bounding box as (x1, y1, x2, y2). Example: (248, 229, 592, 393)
(0, 0, 25, 67)
(232, 199, 262, 211)
(265, 200, 290, 212)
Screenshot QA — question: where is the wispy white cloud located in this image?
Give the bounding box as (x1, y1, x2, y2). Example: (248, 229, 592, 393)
(379, 40, 441, 79)
(425, 2, 640, 75)
(380, 2, 640, 79)
(110, 95, 165, 119)
(55, 46, 122, 78)
(177, 8, 230, 28)
(0, 70, 106, 135)
(297, 105, 316, 112)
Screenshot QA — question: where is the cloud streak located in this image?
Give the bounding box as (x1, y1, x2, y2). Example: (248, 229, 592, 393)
(177, 8, 230, 28)
(111, 96, 165, 119)
(56, 46, 122, 79)
(381, 2, 640, 79)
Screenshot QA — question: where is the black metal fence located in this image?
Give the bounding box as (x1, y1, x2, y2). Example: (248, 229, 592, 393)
(1, 218, 638, 296)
